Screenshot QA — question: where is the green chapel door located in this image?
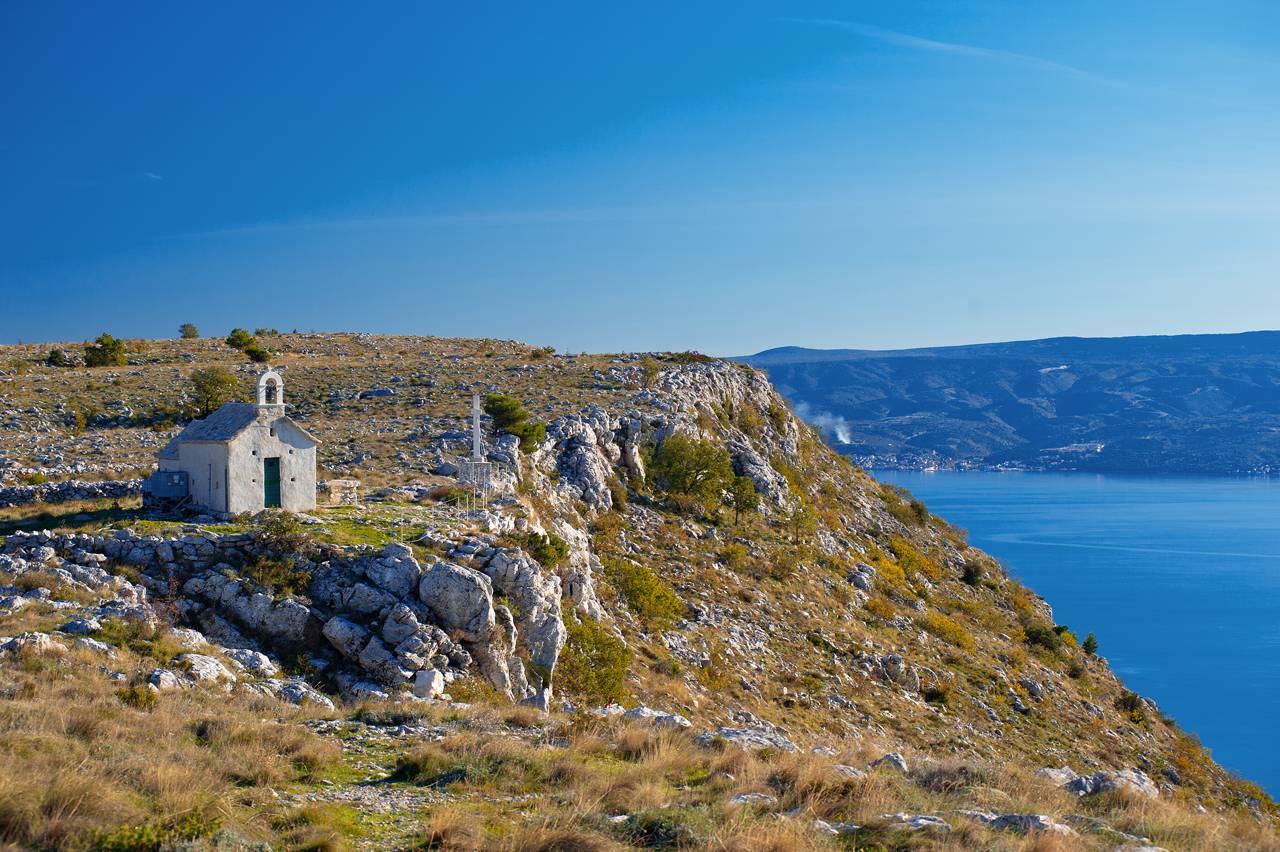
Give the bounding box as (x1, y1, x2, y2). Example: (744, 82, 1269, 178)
(263, 457, 282, 508)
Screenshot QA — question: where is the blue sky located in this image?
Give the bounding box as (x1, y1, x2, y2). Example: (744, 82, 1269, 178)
(2, 1, 1278, 353)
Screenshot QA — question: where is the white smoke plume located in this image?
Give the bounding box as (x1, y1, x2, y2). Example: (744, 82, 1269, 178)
(793, 401, 853, 445)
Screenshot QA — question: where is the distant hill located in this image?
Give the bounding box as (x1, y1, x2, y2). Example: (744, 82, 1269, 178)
(743, 331, 1280, 474)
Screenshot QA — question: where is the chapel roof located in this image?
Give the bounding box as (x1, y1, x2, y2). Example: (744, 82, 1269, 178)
(158, 402, 318, 459)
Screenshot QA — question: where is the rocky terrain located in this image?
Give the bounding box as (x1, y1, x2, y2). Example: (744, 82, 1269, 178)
(0, 331, 1275, 851)
(744, 331, 1280, 474)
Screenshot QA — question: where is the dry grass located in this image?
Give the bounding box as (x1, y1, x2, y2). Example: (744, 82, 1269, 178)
(0, 646, 340, 850)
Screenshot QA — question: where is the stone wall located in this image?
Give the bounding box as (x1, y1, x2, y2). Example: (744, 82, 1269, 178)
(0, 478, 142, 509)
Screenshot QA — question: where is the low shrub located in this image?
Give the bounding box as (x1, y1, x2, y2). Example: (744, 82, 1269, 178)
(916, 611, 976, 651)
(1023, 622, 1061, 653)
(243, 556, 311, 597)
(881, 483, 928, 527)
(887, 536, 943, 582)
(865, 595, 896, 620)
(508, 419, 546, 452)
(522, 531, 569, 569)
(92, 809, 222, 852)
(553, 613, 631, 704)
(255, 509, 316, 558)
(83, 333, 127, 367)
(600, 556, 686, 627)
(607, 475, 628, 510)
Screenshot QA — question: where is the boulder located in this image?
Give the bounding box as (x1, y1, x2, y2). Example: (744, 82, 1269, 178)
(622, 706, 693, 729)
(364, 543, 421, 598)
(147, 668, 191, 692)
(872, 752, 910, 774)
(1, 632, 65, 656)
(278, 678, 335, 710)
(322, 616, 369, 659)
(418, 562, 495, 641)
(224, 648, 278, 677)
(412, 668, 446, 699)
(58, 617, 101, 635)
(727, 792, 778, 806)
(881, 813, 950, 832)
(696, 727, 798, 752)
(175, 653, 237, 687)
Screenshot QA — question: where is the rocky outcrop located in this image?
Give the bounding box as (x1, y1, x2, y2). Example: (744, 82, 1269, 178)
(1037, 766, 1160, 799)
(480, 548, 566, 680)
(2, 526, 573, 705)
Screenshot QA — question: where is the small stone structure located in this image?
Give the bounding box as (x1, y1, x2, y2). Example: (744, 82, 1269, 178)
(144, 369, 319, 514)
(318, 478, 361, 507)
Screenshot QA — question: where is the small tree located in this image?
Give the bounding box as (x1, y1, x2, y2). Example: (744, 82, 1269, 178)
(483, 394, 529, 430)
(482, 393, 546, 453)
(727, 475, 759, 524)
(244, 344, 271, 364)
(45, 348, 70, 368)
(225, 328, 256, 350)
(179, 323, 199, 339)
(83, 333, 126, 367)
(190, 367, 241, 417)
(1082, 632, 1099, 656)
(649, 434, 733, 506)
(785, 498, 818, 543)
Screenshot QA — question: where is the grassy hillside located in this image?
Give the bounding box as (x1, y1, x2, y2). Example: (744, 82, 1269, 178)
(0, 331, 1275, 850)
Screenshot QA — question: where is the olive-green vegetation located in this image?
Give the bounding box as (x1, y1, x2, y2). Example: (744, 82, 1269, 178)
(83, 332, 126, 367)
(189, 367, 242, 417)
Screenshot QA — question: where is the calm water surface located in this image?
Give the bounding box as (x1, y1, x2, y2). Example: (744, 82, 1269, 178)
(875, 470, 1280, 794)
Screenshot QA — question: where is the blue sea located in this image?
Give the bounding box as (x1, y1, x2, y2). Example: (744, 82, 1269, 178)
(875, 470, 1280, 794)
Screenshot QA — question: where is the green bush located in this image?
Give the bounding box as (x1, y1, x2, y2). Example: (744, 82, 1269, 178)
(244, 556, 311, 597)
(483, 393, 545, 452)
(508, 419, 546, 453)
(666, 351, 714, 364)
(601, 556, 686, 627)
(1023, 622, 1061, 652)
(225, 328, 256, 350)
(522, 532, 569, 569)
(178, 322, 199, 339)
(1083, 632, 1099, 656)
(554, 612, 631, 703)
(255, 509, 317, 559)
(881, 483, 929, 527)
(117, 684, 158, 711)
(244, 344, 271, 363)
(483, 393, 529, 430)
(83, 333, 126, 367)
(189, 366, 241, 417)
(607, 475, 628, 510)
(94, 618, 183, 663)
(45, 348, 71, 367)
(649, 434, 732, 507)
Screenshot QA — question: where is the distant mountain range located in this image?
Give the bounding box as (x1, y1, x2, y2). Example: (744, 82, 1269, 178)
(742, 331, 1280, 474)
